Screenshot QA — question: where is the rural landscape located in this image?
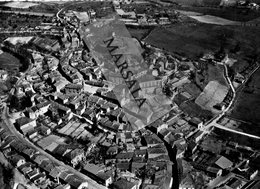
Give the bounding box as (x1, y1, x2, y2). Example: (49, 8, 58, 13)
(0, 0, 260, 189)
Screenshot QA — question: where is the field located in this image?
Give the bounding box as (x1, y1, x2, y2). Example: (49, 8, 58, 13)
(213, 127, 260, 150)
(0, 12, 52, 34)
(174, 94, 213, 121)
(4, 37, 34, 45)
(176, 6, 260, 22)
(63, 1, 114, 18)
(0, 51, 21, 72)
(144, 23, 260, 60)
(189, 14, 239, 25)
(168, 0, 222, 6)
(228, 69, 260, 136)
(127, 27, 152, 40)
(195, 80, 229, 112)
(2, 2, 39, 9)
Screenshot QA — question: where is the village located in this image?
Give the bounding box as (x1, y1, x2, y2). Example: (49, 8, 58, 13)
(0, 1, 260, 189)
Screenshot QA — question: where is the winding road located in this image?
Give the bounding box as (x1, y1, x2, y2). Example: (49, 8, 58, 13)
(203, 62, 260, 140)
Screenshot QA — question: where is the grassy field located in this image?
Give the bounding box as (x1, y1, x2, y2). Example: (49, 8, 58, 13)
(168, 0, 221, 6)
(228, 69, 260, 136)
(144, 23, 260, 60)
(176, 6, 260, 22)
(0, 51, 21, 72)
(127, 27, 152, 40)
(213, 127, 260, 150)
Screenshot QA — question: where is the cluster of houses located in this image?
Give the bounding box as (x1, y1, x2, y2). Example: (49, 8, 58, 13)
(0, 127, 89, 189)
(180, 131, 260, 189)
(114, 3, 178, 26)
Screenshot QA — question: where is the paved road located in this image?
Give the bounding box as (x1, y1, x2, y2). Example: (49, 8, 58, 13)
(203, 62, 260, 140)
(2, 104, 107, 189)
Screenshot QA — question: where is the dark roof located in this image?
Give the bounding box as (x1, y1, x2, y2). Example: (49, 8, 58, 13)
(16, 117, 33, 126)
(97, 171, 112, 181)
(144, 134, 163, 146)
(131, 162, 146, 169)
(116, 162, 130, 171)
(116, 152, 134, 159)
(10, 154, 25, 165)
(65, 84, 83, 90)
(65, 174, 85, 189)
(113, 178, 136, 189)
(64, 148, 84, 160)
(10, 141, 27, 152)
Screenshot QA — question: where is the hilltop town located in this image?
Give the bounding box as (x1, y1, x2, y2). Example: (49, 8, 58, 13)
(0, 1, 260, 189)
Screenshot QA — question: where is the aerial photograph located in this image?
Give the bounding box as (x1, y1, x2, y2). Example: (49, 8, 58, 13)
(0, 0, 259, 189)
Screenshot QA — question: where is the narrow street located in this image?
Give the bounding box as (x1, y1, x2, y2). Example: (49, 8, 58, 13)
(146, 126, 178, 189)
(1, 104, 106, 189)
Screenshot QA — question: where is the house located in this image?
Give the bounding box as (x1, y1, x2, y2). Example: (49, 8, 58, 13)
(15, 117, 36, 134)
(131, 162, 146, 173)
(49, 165, 67, 180)
(32, 154, 50, 166)
(97, 171, 113, 187)
(185, 141, 198, 158)
(56, 93, 69, 104)
(75, 103, 86, 115)
(22, 147, 39, 158)
(116, 133, 126, 144)
(134, 149, 146, 158)
(60, 170, 74, 181)
(10, 141, 27, 153)
(215, 156, 233, 170)
(190, 130, 204, 143)
(31, 172, 46, 184)
(53, 144, 71, 157)
(10, 154, 26, 167)
(154, 169, 166, 185)
(241, 180, 260, 189)
(106, 146, 118, 156)
(144, 134, 163, 148)
(64, 84, 83, 95)
(40, 160, 56, 173)
(81, 162, 106, 183)
(0, 136, 16, 149)
(224, 177, 245, 189)
(156, 123, 168, 133)
(109, 109, 121, 122)
(193, 163, 222, 178)
(27, 129, 38, 139)
(147, 146, 168, 159)
(65, 174, 88, 189)
(113, 178, 137, 189)
(232, 167, 258, 181)
(116, 162, 130, 172)
(64, 148, 85, 167)
(39, 125, 51, 135)
(0, 130, 11, 141)
(142, 184, 159, 189)
(189, 117, 204, 130)
(27, 169, 40, 180)
(19, 162, 34, 174)
(54, 184, 71, 189)
(36, 101, 51, 115)
(125, 132, 133, 143)
(116, 152, 134, 162)
(127, 143, 135, 152)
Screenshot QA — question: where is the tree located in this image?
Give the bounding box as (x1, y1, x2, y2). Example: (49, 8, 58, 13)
(163, 83, 173, 97)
